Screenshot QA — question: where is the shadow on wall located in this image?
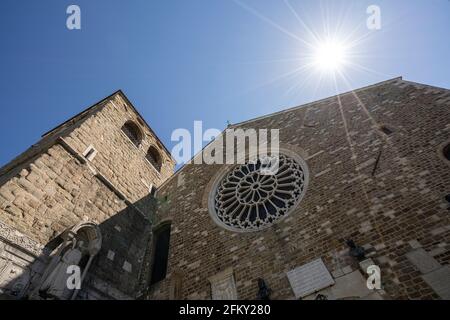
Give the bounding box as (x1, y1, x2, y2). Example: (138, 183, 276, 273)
(0, 193, 167, 300)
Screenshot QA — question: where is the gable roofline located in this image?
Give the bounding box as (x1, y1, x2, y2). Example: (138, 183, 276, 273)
(41, 90, 174, 161)
(229, 76, 403, 129)
(117, 90, 174, 161)
(155, 76, 406, 191)
(41, 90, 121, 138)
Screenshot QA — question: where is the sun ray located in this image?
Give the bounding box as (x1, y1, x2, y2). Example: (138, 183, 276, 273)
(344, 61, 393, 78)
(234, 57, 308, 66)
(331, 72, 370, 203)
(331, 70, 408, 284)
(230, 0, 397, 110)
(240, 62, 314, 97)
(232, 0, 315, 48)
(283, 0, 320, 44)
(283, 66, 317, 98)
(311, 70, 325, 101)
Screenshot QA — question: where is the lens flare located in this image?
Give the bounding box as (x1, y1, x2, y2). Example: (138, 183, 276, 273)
(313, 40, 347, 72)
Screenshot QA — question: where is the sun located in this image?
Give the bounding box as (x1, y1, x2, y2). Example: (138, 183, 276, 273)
(313, 40, 347, 72)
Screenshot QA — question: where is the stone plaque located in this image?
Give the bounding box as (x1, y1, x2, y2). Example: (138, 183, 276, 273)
(209, 267, 237, 300)
(287, 258, 335, 298)
(406, 248, 441, 274)
(422, 266, 450, 300)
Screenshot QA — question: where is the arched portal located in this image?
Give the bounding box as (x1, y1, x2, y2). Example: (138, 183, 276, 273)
(33, 222, 102, 300)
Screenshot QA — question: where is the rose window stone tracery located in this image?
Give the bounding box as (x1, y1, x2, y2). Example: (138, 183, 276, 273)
(210, 153, 308, 232)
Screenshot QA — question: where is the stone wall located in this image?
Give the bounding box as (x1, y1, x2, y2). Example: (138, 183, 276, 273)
(149, 78, 450, 300)
(0, 91, 174, 299)
(0, 79, 448, 300)
(62, 93, 174, 202)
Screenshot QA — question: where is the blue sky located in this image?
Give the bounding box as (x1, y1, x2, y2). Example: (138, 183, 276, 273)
(0, 0, 449, 167)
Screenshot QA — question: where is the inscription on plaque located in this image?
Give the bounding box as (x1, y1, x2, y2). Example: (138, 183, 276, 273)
(286, 258, 335, 298)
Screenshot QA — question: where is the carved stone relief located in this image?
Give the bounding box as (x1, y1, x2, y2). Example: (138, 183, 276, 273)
(0, 241, 42, 299)
(208, 267, 238, 300)
(0, 219, 44, 257)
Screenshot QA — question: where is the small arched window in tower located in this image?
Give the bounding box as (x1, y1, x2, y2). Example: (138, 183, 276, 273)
(121, 120, 143, 147)
(443, 143, 450, 162)
(146, 146, 162, 172)
(150, 222, 171, 285)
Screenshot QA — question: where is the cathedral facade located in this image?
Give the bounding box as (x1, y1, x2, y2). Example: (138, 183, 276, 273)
(0, 77, 449, 300)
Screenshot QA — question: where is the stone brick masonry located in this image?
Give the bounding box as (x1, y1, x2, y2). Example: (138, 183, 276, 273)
(149, 77, 450, 300)
(0, 77, 449, 300)
(0, 91, 174, 299)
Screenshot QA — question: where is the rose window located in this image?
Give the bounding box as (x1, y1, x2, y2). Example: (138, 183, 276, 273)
(210, 153, 308, 232)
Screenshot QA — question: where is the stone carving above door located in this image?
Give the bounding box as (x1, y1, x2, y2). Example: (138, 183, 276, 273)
(0, 219, 44, 257)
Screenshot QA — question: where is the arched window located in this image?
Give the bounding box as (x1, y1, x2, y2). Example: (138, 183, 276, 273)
(121, 120, 143, 147)
(150, 222, 171, 285)
(146, 146, 162, 172)
(209, 153, 309, 232)
(443, 143, 450, 162)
